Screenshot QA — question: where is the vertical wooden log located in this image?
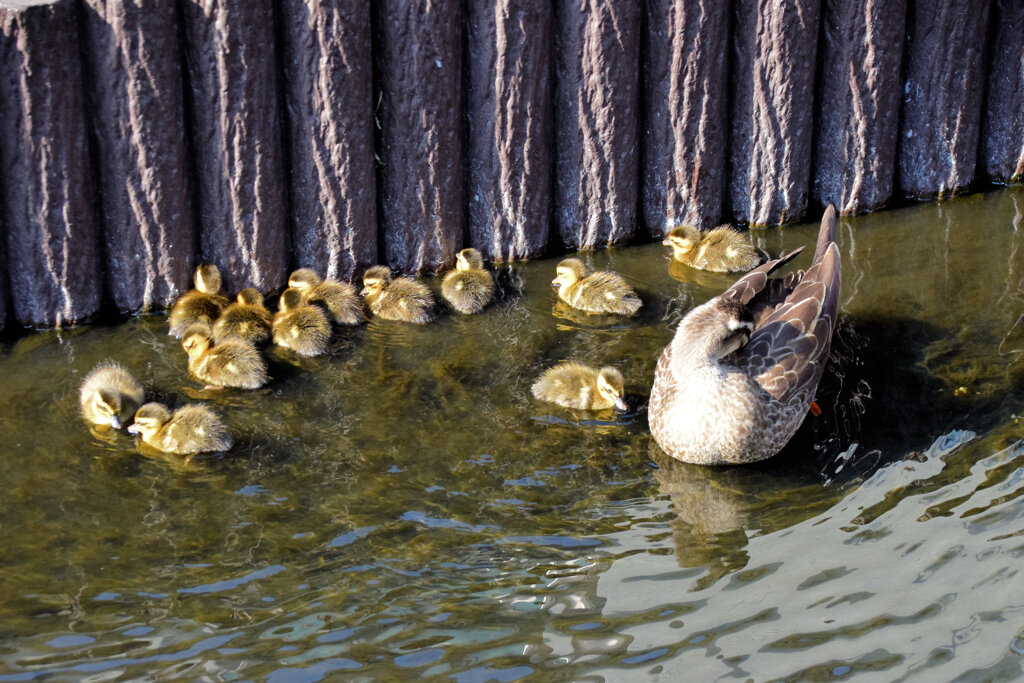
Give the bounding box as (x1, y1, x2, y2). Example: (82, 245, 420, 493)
(79, 0, 194, 313)
(897, 0, 991, 198)
(466, 0, 552, 263)
(374, 1, 463, 274)
(0, 0, 101, 328)
(279, 0, 377, 283)
(980, 0, 1024, 184)
(728, 0, 820, 226)
(180, 0, 288, 294)
(812, 0, 906, 215)
(641, 0, 729, 234)
(553, 0, 641, 249)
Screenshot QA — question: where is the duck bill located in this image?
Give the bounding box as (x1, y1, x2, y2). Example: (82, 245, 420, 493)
(550, 279, 560, 290)
(127, 423, 141, 435)
(359, 286, 369, 296)
(109, 416, 123, 429)
(661, 236, 672, 246)
(614, 397, 628, 412)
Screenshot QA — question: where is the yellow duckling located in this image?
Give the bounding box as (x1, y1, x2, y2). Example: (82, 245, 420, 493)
(552, 258, 641, 315)
(128, 402, 233, 459)
(168, 264, 231, 338)
(182, 322, 268, 389)
(360, 265, 435, 324)
(212, 288, 272, 345)
(272, 287, 331, 357)
(441, 248, 495, 314)
(532, 362, 628, 411)
(79, 361, 145, 429)
(288, 268, 365, 325)
(662, 225, 762, 273)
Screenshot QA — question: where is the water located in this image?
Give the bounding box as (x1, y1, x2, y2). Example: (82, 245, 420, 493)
(1, 188, 1023, 681)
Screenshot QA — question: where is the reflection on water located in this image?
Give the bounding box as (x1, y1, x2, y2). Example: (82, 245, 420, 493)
(1, 188, 1023, 680)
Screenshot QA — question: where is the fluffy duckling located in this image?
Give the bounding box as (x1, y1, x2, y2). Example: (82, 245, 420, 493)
(182, 322, 268, 389)
(532, 362, 628, 412)
(441, 248, 495, 314)
(288, 268, 365, 325)
(662, 225, 762, 273)
(79, 361, 145, 429)
(212, 288, 272, 345)
(272, 287, 331, 357)
(360, 266, 435, 324)
(128, 402, 233, 459)
(168, 264, 231, 338)
(552, 258, 641, 315)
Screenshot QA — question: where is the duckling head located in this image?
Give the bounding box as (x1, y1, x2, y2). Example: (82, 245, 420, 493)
(553, 258, 586, 289)
(675, 297, 754, 362)
(194, 264, 223, 294)
(663, 226, 699, 256)
(182, 322, 213, 359)
(87, 389, 129, 429)
(361, 266, 393, 297)
(456, 248, 485, 271)
(597, 367, 628, 412)
(288, 268, 321, 293)
(127, 402, 172, 440)
(237, 287, 264, 307)
(279, 287, 305, 313)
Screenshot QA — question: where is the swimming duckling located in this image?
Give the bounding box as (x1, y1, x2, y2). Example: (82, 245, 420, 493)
(79, 361, 145, 429)
(662, 225, 762, 273)
(441, 248, 495, 314)
(532, 362, 628, 412)
(360, 266, 435, 324)
(552, 258, 641, 315)
(288, 268, 365, 325)
(272, 287, 331, 357)
(212, 288, 272, 345)
(168, 264, 231, 338)
(128, 402, 233, 459)
(182, 322, 268, 389)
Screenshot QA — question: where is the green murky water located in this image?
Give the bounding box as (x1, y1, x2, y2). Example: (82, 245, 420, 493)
(1, 188, 1023, 681)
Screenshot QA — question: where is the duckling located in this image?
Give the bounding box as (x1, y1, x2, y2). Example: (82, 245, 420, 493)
(288, 268, 365, 325)
(212, 288, 272, 345)
(168, 264, 231, 338)
(532, 362, 628, 411)
(552, 258, 641, 315)
(128, 402, 233, 459)
(272, 287, 331, 357)
(360, 265, 435, 324)
(441, 248, 495, 314)
(662, 224, 762, 273)
(79, 361, 145, 429)
(182, 322, 268, 389)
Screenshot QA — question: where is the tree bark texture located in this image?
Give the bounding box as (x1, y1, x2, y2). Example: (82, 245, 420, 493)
(642, 0, 730, 234)
(374, 0, 463, 274)
(553, 0, 641, 249)
(280, 0, 377, 283)
(812, 0, 906, 215)
(0, 0, 101, 328)
(980, 0, 1024, 184)
(80, 0, 194, 313)
(466, 0, 552, 262)
(728, 0, 821, 227)
(897, 0, 991, 198)
(180, 0, 288, 294)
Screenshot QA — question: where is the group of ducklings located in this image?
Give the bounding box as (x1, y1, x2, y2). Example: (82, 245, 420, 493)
(79, 225, 759, 459)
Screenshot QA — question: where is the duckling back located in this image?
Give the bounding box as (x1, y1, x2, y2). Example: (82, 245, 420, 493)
(168, 290, 229, 338)
(310, 281, 365, 325)
(689, 227, 761, 273)
(273, 302, 331, 357)
(213, 289, 272, 344)
(442, 270, 494, 314)
(79, 361, 145, 428)
(368, 278, 435, 323)
(189, 337, 268, 389)
(563, 271, 641, 316)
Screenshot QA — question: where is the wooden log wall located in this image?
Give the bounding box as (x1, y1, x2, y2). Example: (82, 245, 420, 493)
(0, 0, 1022, 331)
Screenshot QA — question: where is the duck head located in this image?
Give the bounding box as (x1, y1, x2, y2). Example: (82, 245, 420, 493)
(456, 248, 485, 272)
(194, 264, 223, 294)
(673, 297, 754, 362)
(181, 322, 213, 360)
(597, 367, 628, 412)
(236, 287, 264, 307)
(127, 402, 172, 440)
(663, 226, 699, 259)
(553, 258, 586, 290)
(361, 266, 393, 298)
(278, 287, 305, 313)
(288, 268, 321, 293)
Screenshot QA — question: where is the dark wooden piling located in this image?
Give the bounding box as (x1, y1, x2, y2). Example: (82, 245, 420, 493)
(812, 0, 906, 215)
(179, 0, 288, 294)
(279, 0, 377, 283)
(553, 0, 641, 249)
(465, 0, 552, 262)
(374, 0, 463, 274)
(79, 0, 194, 313)
(728, 0, 820, 226)
(0, 0, 101, 328)
(641, 0, 730, 234)
(980, 0, 1024, 184)
(897, 0, 991, 198)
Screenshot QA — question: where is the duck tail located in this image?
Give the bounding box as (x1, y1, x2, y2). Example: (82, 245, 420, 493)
(814, 205, 837, 264)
